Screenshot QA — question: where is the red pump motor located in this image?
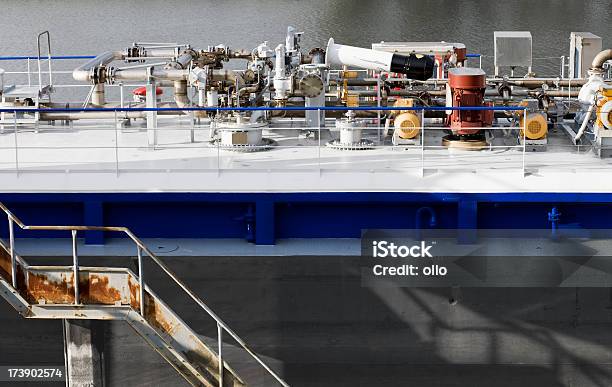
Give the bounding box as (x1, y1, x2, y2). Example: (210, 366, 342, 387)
(446, 68, 493, 137)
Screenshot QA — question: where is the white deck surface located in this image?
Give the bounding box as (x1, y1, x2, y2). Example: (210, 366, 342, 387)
(1, 116, 611, 193)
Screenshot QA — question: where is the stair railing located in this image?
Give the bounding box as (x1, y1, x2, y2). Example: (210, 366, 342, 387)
(37, 31, 53, 92)
(0, 201, 289, 387)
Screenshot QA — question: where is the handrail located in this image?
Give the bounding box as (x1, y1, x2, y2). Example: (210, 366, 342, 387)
(0, 105, 526, 113)
(0, 55, 96, 61)
(0, 201, 290, 387)
(37, 31, 53, 90)
(0, 54, 486, 61)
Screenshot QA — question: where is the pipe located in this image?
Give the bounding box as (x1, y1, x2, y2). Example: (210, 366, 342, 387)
(309, 48, 325, 65)
(333, 78, 587, 88)
(238, 85, 258, 96)
(74, 50, 194, 83)
(73, 51, 124, 82)
(574, 103, 595, 142)
(173, 80, 189, 108)
(415, 206, 437, 241)
(348, 89, 579, 98)
(112, 68, 189, 82)
(168, 49, 195, 70)
(591, 49, 612, 71)
(384, 115, 392, 137)
(140, 47, 177, 57)
(92, 84, 105, 106)
(275, 44, 286, 78)
(548, 207, 561, 240)
(40, 111, 146, 120)
(211, 69, 245, 84)
(326, 38, 434, 81)
(416, 207, 437, 229)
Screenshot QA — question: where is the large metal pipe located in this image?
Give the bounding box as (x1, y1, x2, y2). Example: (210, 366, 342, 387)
(40, 111, 146, 120)
(348, 89, 579, 98)
(325, 38, 434, 80)
(73, 51, 125, 82)
(166, 49, 195, 69)
(591, 49, 612, 71)
(74, 49, 194, 84)
(38, 102, 187, 121)
(173, 80, 189, 107)
(574, 103, 595, 141)
(92, 84, 105, 106)
(141, 48, 177, 57)
(332, 77, 587, 88)
(113, 68, 188, 81)
(211, 69, 245, 83)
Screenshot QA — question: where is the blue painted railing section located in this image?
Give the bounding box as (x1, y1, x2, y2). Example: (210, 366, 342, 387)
(0, 55, 96, 61)
(0, 54, 482, 61)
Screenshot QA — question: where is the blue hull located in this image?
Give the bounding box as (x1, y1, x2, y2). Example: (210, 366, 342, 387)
(1, 192, 612, 244)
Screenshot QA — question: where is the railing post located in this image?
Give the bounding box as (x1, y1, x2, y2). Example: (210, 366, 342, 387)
(217, 322, 223, 387)
(376, 78, 381, 142)
(114, 110, 119, 176)
(216, 109, 220, 175)
(72, 230, 80, 304)
(137, 246, 145, 316)
(190, 110, 195, 143)
(317, 108, 321, 174)
(522, 109, 527, 177)
(119, 83, 124, 109)
(13, 112, 18, 176)
(420, 108, 425, 177)
(26, 58, 31, 86)
(8, 217, 16, 288)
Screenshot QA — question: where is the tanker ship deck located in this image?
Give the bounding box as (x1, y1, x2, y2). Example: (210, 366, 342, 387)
(0, 30, 610, 242)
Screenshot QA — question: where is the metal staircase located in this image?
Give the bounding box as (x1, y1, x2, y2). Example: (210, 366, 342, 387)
(0, 32, 54, 129)
(0, 202, 289, 387)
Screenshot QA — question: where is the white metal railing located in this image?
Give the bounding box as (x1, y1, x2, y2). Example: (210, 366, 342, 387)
(0, 202, 290, 387)
(469, 54, 568, 77)
(0, 106, 588, 178)
(0, 52, 595, 177)
(36, 31, 53, 91)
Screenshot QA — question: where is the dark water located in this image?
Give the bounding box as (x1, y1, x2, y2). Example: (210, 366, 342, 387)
(4, 255, 612, 386)
(0, 0, 610, 76)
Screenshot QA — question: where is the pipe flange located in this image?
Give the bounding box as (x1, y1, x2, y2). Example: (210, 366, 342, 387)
(91, 66, 108, 84)
(326, 139, 374, 150)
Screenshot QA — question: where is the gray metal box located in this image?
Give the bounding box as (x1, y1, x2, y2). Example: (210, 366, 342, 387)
(494, 31, 532, 68)
(569, 32, 602, 78)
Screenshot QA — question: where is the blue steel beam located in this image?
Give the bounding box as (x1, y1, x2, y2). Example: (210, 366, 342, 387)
(2, 193, 612, 245)
(256, 200, 275, 245)
(2, 192, 612, 204)
(83, 201, 104, 245)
